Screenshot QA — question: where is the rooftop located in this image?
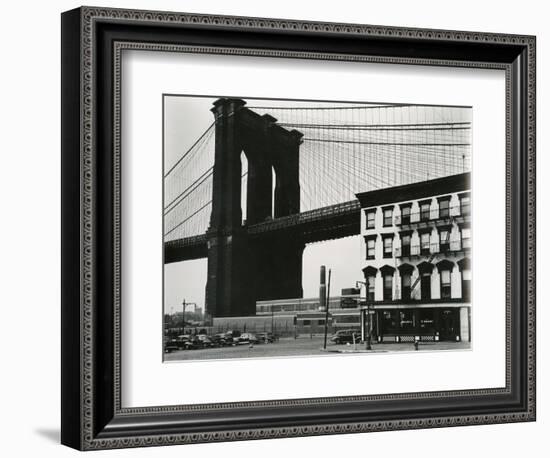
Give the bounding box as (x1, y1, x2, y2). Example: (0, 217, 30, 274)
(355, 172, 471, 208)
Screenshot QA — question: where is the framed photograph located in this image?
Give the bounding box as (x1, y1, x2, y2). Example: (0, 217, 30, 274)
(61, 6, 536, 450)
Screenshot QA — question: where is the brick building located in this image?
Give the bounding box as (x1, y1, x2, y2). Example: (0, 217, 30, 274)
(356, 172, 471, 343)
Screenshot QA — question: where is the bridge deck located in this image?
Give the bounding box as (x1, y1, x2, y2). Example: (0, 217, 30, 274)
(164, 200, 361, 263)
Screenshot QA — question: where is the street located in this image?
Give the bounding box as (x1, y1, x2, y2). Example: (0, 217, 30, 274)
(163, 336, 471, 361)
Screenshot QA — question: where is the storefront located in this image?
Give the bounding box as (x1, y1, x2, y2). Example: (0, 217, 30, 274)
(372, 306, 467, 343)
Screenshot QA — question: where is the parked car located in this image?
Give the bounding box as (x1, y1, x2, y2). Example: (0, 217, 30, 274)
(195, 334, 215, 348)
(211, 333, 233, 346)
(164, 338, 179, 353)
(176, 335, 193, 350)
(237, 333, 258, 345)
(224, 330, 241, 345)
(330, 329, 361, 345)
(172, 335, 199, 350)
(256, 332, 277, 343)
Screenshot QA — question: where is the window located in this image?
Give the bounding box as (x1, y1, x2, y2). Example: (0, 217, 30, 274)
(366, 238, 376, 259)
(302, 320, 311, 326)
(438, 198, 450, 218)
(399, 310, 415, 331)
(383, 236, 393, 258)
(440, 269, 452, 299)
(317, 319, 325, 326)
(461, 227, 471, 249)
(439, 229, 450, 252)
(420, 232, 431, 255)
(383, 207, 393, 227)
(366, 209, 376, 229)
(459, 194, 471, 215)
(420, 201, 431, 221)
(383, 274, 393, 301)
(419, 309, 435, 333)
(420, 273, 431, 300)
(367, 276, 376, 301)
(400, 233, 411, 257)
(462, 268, 471, 301)
(400, 204, 411, 224)
(401, 273, 412, 301)
(381, 310, 398, 333)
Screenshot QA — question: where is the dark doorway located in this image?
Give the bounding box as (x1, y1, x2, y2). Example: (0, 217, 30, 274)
(402, 274, 411, 301)
(438, 308, 460, 341)
(420, 274, 431, 300)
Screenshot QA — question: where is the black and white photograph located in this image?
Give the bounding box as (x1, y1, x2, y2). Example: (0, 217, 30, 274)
(163, 95, 472, 361)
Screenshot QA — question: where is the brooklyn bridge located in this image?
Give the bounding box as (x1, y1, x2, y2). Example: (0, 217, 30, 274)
(164, 98, 471, 318)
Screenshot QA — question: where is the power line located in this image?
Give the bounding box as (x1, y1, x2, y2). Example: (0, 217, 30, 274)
(164, 122, 214, 178)
(277, 122, 471, 130)
(164, 200, 212, 238)
(305, 138, 471, 146)
(248, 103, 431, 111)
(164, 168, 213, 214)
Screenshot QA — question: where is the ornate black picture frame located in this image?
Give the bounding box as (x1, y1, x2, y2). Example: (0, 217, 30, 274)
(61, 6, 536, 450)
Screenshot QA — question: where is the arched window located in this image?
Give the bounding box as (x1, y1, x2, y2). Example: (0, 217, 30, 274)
(365, 208, 376, 229)
(364, 235, 377, 260)
(399, 230, 412, 257)
(437, 195, 451, 219)
(271, 166, 276, 219)
(437, 225, 452, 253)
(240, 152, 248, 224)
(419, 199, 432, 221)
(418, 228, 432, 255)
(362, 266, 378, 302)
(382, 233, 394, 258)
(398, 263, 414, 301)
(459, 192, 471, 215)
(382, 205, 394, 227)
(458, 223, 471, 250)
(380, 265, 396, 301)
(436, 259, 455, 299)
(417, 261, 434, 301)
(399, 203, 412, 225)
(457, 257, 471, 301)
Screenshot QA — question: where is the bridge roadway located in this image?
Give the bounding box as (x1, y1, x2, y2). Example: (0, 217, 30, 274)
(164, 199, 361, 263)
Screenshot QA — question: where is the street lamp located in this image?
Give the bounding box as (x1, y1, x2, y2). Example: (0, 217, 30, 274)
(356, 280, 372, 350)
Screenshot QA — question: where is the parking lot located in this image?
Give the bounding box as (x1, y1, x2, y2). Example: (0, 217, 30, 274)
(163, 336, 470, 361)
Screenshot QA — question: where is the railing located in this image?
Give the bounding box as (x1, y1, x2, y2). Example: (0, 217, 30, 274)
(165, 233, 208, 247)
(247, 199, 360, 234)
(409, 244, 420, 256)
(394, 212, 419, 225)
(394, 204, 470, 226)
(395, 239, 469, 257)
(394, 246, 409, 257)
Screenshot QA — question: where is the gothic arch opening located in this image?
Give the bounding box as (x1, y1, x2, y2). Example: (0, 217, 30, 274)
(240, 151, 248, 225)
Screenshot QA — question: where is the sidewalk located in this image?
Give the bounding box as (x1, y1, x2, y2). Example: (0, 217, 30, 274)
(325, 340, 471, 353)
(164, 336, 470, 361)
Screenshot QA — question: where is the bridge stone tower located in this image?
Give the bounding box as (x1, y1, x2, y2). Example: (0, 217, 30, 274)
(206, 98, 304, 318)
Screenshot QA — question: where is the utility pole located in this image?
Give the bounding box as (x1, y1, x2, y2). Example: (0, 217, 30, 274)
(323, 268, 332, 350)
(356, 280, 372, 350)
(182, 299, 186, 331)
(181, 299, 198, 333)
